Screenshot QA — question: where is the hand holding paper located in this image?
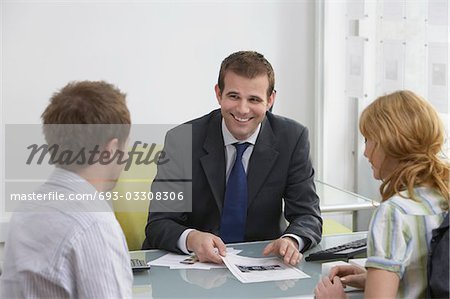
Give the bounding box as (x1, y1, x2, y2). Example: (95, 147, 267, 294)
(149, 248, 242, 270)
(186, 230, 227, 264)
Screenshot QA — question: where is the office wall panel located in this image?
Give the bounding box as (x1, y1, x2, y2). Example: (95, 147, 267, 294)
(1, 0, 317, 239)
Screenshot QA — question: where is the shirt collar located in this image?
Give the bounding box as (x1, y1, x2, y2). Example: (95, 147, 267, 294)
(221, 119, 260, 146)
(49, 167, 98, 195)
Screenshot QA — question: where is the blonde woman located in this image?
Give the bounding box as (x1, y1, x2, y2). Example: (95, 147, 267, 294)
(315, 90, 449, 299)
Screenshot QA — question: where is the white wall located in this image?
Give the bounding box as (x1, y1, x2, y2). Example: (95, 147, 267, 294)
(322, 2, 357, 192)
(2, 0, 316, 127)
(0, 0, 317, 243)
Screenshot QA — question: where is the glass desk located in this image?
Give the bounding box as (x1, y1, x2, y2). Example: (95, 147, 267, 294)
(315, 180, 377, 231)
(131, 232, 367, 298)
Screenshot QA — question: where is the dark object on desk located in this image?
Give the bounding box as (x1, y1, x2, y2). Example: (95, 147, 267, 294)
(305, 238, 367, 262)
(131, 258, 151, 271)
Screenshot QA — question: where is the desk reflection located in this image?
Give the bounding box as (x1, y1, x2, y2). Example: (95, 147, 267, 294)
(179, 269, 231, 290)
(132, 233, 368, 298)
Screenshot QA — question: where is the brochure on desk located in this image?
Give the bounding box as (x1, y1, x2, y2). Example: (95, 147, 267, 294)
(148, 247, 242, 270)
(149, 249, 310, 283)
(222, 254, 310, 284)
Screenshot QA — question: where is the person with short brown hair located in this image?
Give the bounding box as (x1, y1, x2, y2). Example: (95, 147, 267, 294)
(143, 51, 322, 266)
(1, 80, 133, 298)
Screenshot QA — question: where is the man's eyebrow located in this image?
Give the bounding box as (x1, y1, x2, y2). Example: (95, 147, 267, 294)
(244, 94, 264, 102)
(224, 91, 263, 100)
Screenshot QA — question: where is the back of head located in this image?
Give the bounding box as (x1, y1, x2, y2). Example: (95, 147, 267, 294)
(359, 90, 449, 204)
(42, 80, 130, 126)
(41, 80, 131, 171)
(217, 51, 275, 98)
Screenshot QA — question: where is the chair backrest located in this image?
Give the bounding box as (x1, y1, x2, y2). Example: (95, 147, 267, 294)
(112, 145, 160, 251)
(322, 218, 352, 235)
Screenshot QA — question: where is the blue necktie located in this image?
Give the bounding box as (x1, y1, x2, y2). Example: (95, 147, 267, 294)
(220, 142, 250, 243)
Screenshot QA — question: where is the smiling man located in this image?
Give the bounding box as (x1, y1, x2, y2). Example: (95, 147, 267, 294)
(143, 51, 322, 265)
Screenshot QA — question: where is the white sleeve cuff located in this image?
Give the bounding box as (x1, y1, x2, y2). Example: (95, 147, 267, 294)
(177, 229, 195, 254)
(282, 233, 305, 252)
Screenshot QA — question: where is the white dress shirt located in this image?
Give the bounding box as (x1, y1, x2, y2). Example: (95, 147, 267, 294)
(0, 168, 133, 299)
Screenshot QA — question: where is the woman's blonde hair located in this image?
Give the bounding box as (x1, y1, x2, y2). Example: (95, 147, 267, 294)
(359, 90, 449, 205)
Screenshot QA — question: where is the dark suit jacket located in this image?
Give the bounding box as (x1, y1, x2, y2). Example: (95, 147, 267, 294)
(142, 109, 322, 252)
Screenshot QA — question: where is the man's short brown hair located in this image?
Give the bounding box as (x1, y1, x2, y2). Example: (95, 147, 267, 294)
(41, 81, 131, 170)
(217, 51, 275, 98)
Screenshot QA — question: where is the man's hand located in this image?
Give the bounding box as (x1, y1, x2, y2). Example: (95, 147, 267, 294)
(262, 237, 301, 266)
(314, 276, 347, 299)
(328, 265, 366, 289)
(186, 230, 226, 264)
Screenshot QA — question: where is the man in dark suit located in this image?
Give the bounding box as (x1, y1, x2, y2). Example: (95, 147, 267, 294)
(142, 51, 322, 265)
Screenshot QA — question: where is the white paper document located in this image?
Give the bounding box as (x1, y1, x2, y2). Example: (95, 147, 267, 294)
(349, 258, 367, 269)
(149, 248, 242, 270)
(381, 40, 405, 93)
(382, 0, 404, 21)
(428, 43, 449, 113)
(347, 0, 365, 20)
(346, 36, 365, 98)
(428, 0, 448, 26)
(222, 254, 310, 284)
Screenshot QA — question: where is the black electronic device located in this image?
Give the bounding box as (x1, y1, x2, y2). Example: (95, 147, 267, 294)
(131, 258, 151, 271)
(305, 238, 367, 262)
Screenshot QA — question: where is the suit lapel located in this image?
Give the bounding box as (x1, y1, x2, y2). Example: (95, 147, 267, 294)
(199, 114, 226, 213)
(247, 117, 279, 207)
